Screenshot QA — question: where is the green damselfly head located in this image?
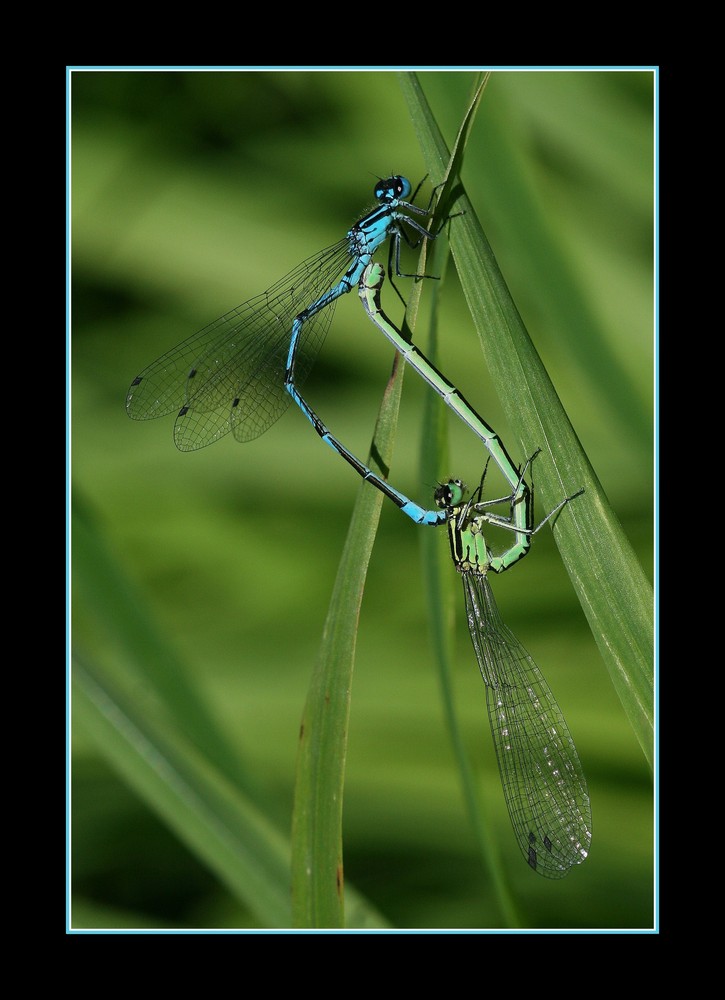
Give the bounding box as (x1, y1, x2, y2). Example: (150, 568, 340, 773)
(434, 478, 467, 509)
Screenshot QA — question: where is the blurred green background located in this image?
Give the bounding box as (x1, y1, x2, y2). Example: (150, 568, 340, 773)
(70, 69, 655, 931)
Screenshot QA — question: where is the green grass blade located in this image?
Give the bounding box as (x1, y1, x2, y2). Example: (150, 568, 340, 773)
(400, 72, 654, 768)
(72, 493, 261, 798)
(72, 653, 293, 928)
(418, 237, 522, 926)
(72, 493, 391, 930)
(290, 262, 432, 929)
(290, 355, 405, 929)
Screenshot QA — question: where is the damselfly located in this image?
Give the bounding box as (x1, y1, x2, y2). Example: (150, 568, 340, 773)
(432, 469, 590, 878)
(126, 176, 444, 454)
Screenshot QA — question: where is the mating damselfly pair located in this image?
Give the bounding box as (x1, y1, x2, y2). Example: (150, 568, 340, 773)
(126, 175, 591, 878)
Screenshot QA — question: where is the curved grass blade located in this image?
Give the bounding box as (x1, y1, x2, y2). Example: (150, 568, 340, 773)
(71, 496, 390, 929)
(400, 71, 653, 768)
(417, 235, 522, 923)
(290, 251, 431, 928)
(73, 654, 294, 928)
